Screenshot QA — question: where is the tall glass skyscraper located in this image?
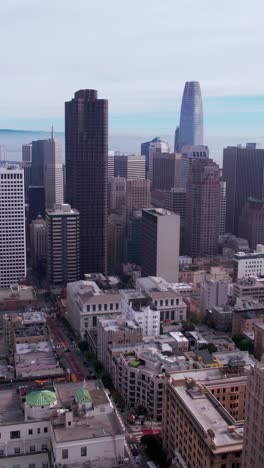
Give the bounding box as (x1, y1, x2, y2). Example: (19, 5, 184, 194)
(174, 81, 203, 152)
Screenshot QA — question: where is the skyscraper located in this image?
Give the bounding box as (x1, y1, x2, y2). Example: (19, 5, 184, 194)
(0, 165, 26, 288)
(65, 89, 108, 275)
(30, 133, 64, 210)
(141, 208, 180, 282)
(46, 204, 80, 285)
(239, 197, 264, 249)
(114, 154, 145, 180)
(141, 137, 170, 178)
(175, 81, 203, 152)
(223, 144, 264, 235)
(20, 143, 32, 203)
(185, 159, 222, 258)
(43, 130, 64, 209)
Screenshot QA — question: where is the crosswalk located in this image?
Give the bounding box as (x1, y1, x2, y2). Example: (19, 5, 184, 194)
(127, 426, 144, 443)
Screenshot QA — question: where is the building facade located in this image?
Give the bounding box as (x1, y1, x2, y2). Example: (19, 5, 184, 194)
(141, 137, 170, 179)
(233, 245, 264, 279)
(43, 133, 64, 210)
(125, 178, 151, 218)
(65, 89, 108, 275)
(223, 144, 264, 235)
(174, 81, 203, 152)
(46, 204, 80, 285)
(30, 215, 47, 267)
(0, 165, 26, 288)
(242, 362, 264, 467)
(66, 280, 122, 336)
(114, 154, 146, 180)
(185, 159, 222, 258)
(239, 197, 264, 249)
(141, 209, 180, 282)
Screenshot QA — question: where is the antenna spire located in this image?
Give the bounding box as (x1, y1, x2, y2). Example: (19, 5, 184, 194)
(51, 125, 54, 139)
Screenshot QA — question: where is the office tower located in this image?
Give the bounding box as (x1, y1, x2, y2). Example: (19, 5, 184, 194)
(46, 204, 80, 285)
(223, 144, 264, 235)
(107, 213, 126, 273)
(65, 89, 108, 275)
(173, 127, 179, 153)
(239, 198, 264, 249)
(43, 132, 64, 209)
(31, 135, 63, 210)
(186, 159, 222, 258)
(28, 186, 45, 223)
(165, 188, 186, 253)
(20, 143, 32, 203)
(30, 215, 47, 267)
(114, 154, 145, 180)
(242, 362, 264, 467)
(110, 177, 126, 214)
(175, 81, 203, 152)
(0, 165, 26, 288)
(125, 178, 151, 218)
(141, 208, 180, 282)
(152, 152, 185, 190)
(62, 163, 66, 202)
(31, 139, 45, 186)
(126, 211, 142, 265)
(220, 180, 226, 235)
(108, 151, 115, 181)
(141, 137, 170, 178)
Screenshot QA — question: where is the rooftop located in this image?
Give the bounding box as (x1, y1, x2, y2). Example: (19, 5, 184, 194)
(0, 285, 36, 302)
(68, 280, 120, 301)
(98, 317, 141, 331)
(174, 385, 243, 450)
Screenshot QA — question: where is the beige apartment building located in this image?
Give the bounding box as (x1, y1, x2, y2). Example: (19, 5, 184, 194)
(163, 365, 247, 467)
(97, 317, 143, 372)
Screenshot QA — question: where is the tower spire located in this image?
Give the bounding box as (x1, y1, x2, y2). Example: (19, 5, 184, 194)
(51, 125, 54, 140)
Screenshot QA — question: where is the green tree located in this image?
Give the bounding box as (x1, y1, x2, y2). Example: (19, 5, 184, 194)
(182, 321, 195, 332)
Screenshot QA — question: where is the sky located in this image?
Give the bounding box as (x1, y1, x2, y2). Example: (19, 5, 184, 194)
(0, 0, 264, 158)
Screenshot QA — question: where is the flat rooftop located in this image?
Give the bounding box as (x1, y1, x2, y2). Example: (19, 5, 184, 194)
(174, 385, 243, 450)
(15, 350, 64, 378)
(16, 341, 52, 354)
(98, 317, 140, 331)
(55, 380, 109, 408)
(0, 388, 24, 424)
(0, 285, 36, 302)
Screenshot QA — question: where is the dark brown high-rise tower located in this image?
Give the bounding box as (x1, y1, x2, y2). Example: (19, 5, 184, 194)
(65, 89, 108, 275)
(185, 159, 222, 258)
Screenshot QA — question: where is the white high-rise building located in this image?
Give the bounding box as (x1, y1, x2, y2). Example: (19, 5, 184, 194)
(0, 165, 26, 288)
(43, 130, 64, 209)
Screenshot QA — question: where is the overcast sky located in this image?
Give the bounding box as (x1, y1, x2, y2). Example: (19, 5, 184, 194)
(0, 0, 263, 146)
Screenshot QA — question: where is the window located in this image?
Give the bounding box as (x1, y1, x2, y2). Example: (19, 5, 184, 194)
(115, 303, 119, 310)
(92, 304, 96, 312)
(62, 449, 68, 459)
(14, 448, 20, 454)
(104, 304, 107, 311)
(86, 305, 90, 312)
(29, 464, 35, 468)
(28, 429, 33, 435)
(37, 428, 40, 434)
(42, 464, 49, 468)
(92, 316, 97, 327)
(30, 445, 36, 452)
(110, 303, 113, 310)
(12, 465, 19, 468)
(44, 427, 48, 433)
(10, 431, 20, 439)
(0, 450, 3, 457)
(98, 304, 102, 311)
(81, 447, 87, 457)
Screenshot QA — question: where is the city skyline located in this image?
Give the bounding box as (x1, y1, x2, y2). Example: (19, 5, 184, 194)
(0, 1, 263, 141)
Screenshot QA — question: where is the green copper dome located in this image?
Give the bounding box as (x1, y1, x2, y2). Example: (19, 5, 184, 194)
(75, 388, 91, 404)
(26, 390, 57, 407)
